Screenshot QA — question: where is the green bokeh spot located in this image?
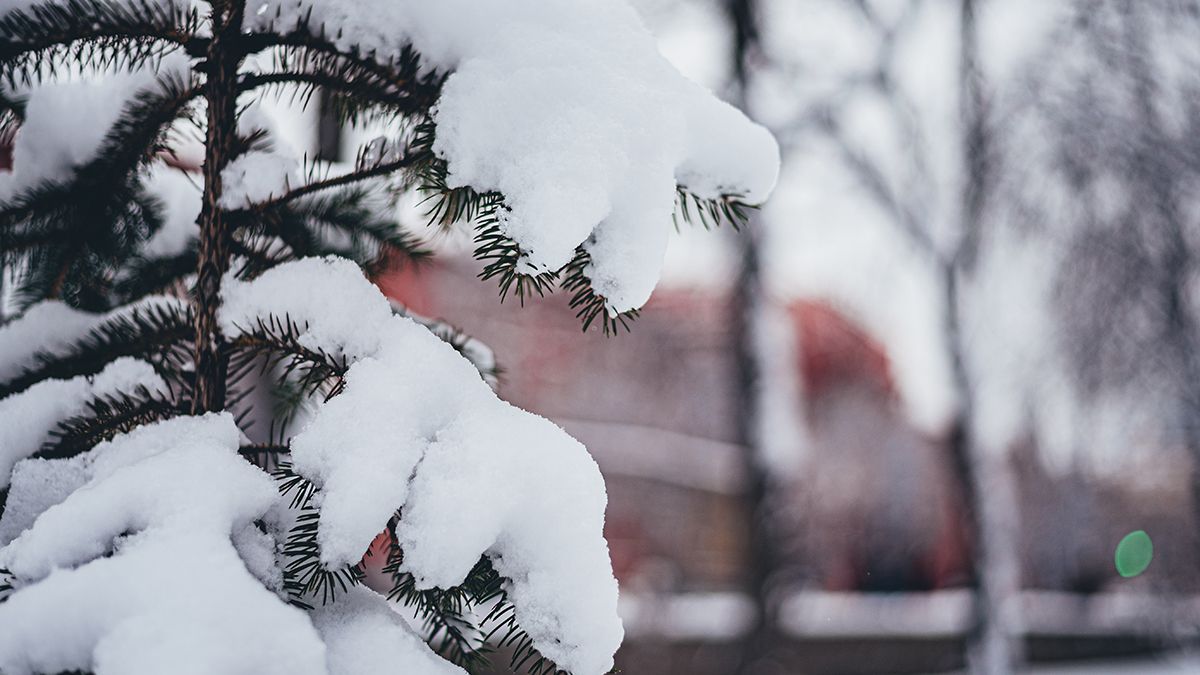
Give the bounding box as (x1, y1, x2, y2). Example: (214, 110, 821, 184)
(1115, 530, 1153, 578)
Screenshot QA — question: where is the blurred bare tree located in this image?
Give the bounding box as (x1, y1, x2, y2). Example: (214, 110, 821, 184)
(764, 0, 1023, 671)
(728, 0, 791, 672)
(996, 0, 1200, 552)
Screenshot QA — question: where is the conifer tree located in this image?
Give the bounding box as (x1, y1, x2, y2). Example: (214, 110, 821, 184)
(0, 1, 778, 673)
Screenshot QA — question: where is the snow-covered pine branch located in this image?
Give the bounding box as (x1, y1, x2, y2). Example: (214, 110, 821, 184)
(0, 0, 780, 672)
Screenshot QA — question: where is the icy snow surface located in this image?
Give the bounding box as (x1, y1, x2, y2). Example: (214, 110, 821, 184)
(221, 256, 623, 675)
(0, 414, 328, 675)
(245, 0, 779, 312)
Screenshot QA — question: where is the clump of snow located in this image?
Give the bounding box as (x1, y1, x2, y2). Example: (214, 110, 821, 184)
(222, 257, 623, 675)
(220, 258, 394, 361)
(311, 586, 466, 675)
(0, 302, 98, 383)
(0, 457, 88, 546)
(0, 413, 328, 675)
(217, 106, 301, 210)
(0, 358, 166, 491)
(394, 302, 499, 390)
(218, 149, 298, 209)
(245, 0, 779, 313)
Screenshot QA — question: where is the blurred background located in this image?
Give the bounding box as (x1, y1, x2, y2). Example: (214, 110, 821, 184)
(240, 0, 1200, 672)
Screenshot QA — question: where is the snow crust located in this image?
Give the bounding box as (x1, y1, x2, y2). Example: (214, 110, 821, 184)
(245, 0, 779, 312)
(221, 257, 624, 675)
(0, 358, 166, 490)
(0, 413, 328, 675)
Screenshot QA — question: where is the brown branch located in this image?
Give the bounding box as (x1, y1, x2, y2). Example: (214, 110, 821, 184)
(249, 153, 424, 212)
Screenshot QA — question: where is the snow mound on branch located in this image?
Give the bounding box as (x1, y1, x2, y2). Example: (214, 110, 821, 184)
(0, 301, 97, 383)
(0, 295, 186, 386)
(218, 105, 301, 210)
(311, 586, 467, 675)
(0, 457, 88, 546)
(0, 357, 166, 491)
(221, 257, 623, 675)
(0, 413, 328, 675)
(245, 0, 779, 312)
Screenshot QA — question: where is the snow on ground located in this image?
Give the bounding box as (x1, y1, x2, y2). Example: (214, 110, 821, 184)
(222, 256, 623, 675)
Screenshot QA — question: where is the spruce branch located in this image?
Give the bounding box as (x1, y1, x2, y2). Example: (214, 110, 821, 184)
(384, 549, 568, 675)
(283, 510, 366, 608)
(226, 313, 350, 401)
(410, 122, 638, 335)
(0, 89, 25, 144)
(0, 0, 202, 87)
(38, 384, 189, 461)
(225, 313, 349, 437)
(112, 243, 198, 303)
(250, 153, 424, 212)
(250, 186, 429, 273)
(238, 442, 287, 470)
(240, 40, 439, 125)
(673, 186, 756, 231)
(0, 71, 201, 309)
(560, 248, 640, 336)
(272, 463, 364, 608)
(0, 567, 12, 603)
(384, 545, 493, 669)
(0, 301, 193, 399)
(241, 24, 438, 103)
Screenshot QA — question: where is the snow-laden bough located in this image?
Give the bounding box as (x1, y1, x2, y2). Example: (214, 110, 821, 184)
(0, 414, 327, 675)
(220, 256, 624, 675)
(245, 0, 780, 313)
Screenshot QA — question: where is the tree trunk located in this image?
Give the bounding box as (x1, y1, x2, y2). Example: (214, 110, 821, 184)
(726, 0, 787, 672)
(732, 216, 788, 674)
(1118, 0, 1200, 567)
(192, 0, 245, 414)
(942, 265, 1023, 675)
(954, 1, 1022, 671)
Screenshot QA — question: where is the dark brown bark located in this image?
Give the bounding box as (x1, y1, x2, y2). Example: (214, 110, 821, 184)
(192, 1, 245, 414)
